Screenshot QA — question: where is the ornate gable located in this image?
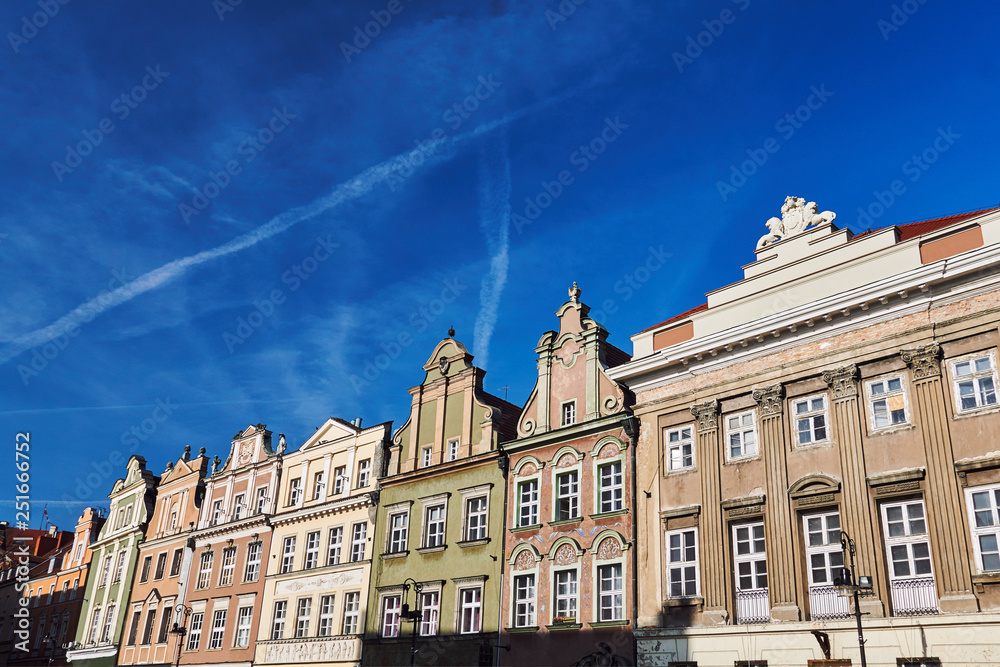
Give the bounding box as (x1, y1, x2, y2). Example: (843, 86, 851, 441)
(217, 424, 274, 474)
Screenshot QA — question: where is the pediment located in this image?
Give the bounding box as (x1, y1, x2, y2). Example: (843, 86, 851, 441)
(299, 418, 359, 451)
(788, 473, 841, 498)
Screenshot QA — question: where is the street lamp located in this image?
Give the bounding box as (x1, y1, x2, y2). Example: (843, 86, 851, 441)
(168, 604, 192, 667)
(833, 530, 873, 667)
(41, 634, 56, 666)
(400, 578, 423, 667)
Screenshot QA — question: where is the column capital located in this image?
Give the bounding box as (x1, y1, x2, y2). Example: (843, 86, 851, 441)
(900, 343, 942, 380)
(822, 364, 860, 400)
(752, 384, 785, 417)
(690, 399, 720, 433)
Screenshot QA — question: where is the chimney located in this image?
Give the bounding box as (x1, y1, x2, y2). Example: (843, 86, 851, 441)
(48, 525, 57, 537)
(351, 418, 363, 428)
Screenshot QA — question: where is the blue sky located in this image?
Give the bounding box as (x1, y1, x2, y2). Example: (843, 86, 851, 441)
(2, 0, 998, 529)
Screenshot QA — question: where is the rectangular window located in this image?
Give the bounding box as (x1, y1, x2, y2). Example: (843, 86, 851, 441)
(459, 587, 482, 634)
(327, 527, 343, 565)
(211, 500, 224, 525)
(232, 493, 245, 520)
(304, 531, 321, 569)
(113, 551, 126, 583)
(209, 609, 226, 649)
(333, 466, 346, 495)
(554, 570, 578, 622)
(59, 581, 68, 601)
(666, 528, 698, 598)
(342, 592, 360, 635)
(88, 607, 101, 644)
(794, 395, 828, 445)
(313, 471, 326, 500)
(556, 470, 579, 520)
(139, 555, 152, 583)
(281, 536, 296, 574)
(562, 401, 576, 426)
(187, 612, 203, 651)
(598, 563, 624, 621)
(127, 610, 141, 645)
(420, 591, 440, 636)
(255, 487, 268, 514)
(288, 478, 302, 506)
(380, 595, 400, 638)
(868, 376, 908, 429)
(271, 601, 287, 640)
(295, 598, 311, 638)
(351, 523, 367, 561)
(234, 606, 253, 647)
(447, 438, 459, 462)
(599, 461, 623, 513)
(733, 521, 769, 624)
(726, 410, 757, 459)
(318, 595, 335, 637)
(953, 354, 998, 411)
(421, 446, 433, 468)
(465, 496, 488, 541)
(881, 499, 937, 615)
(968, 483, 1000, 572)
(141, 608, 156, 645)
(518, 479, 539, 527)
(169, 548, 183, 577)
(514, 574, 536, 627)
(803, 511, 849, 620)
(197, 551, 214, 589)
(666, 426, 694, 471)
(218, 547, 236, 586)
(358, 459, 371, 487)
(424, 506, 445, 547)
(388, 512, 409, 553)
(157, 607, 171, 643)
(244, 542, 262, 582)
(98, 555, 112, 588)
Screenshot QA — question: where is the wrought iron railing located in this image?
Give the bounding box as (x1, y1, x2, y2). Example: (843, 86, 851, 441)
(808, 585, 850, 620)
(890, 577, 938, 616)
(735, 589, 770, 624)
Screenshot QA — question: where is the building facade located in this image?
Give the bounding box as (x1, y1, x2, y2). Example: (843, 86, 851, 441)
(608, 200, 1000, 666)
(363, 335, 521, 667)
(500, 285, 637, 667)
(118, 447, 209, 667)
(67, 457, 158, 667)
(255, 417, 390, 667)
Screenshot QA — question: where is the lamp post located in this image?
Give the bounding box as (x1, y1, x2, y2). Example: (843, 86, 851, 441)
(400, 578, 423, 667)
(833, 530, 872, 667)
(168, 604, 191, 667)
(41, 634, 56, 666)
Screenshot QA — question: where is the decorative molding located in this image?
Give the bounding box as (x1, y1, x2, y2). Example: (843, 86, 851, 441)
(690, 400, 720, 433)
(867, 467, 926, 487)
(756, 196, 836, 250)
(900, 343, 942, 379)
(720, 495, 766, 510)
(727, 504, 763, 518)
(874, 480, 921, 497)
(797, 492, 835, 507)
(752, 384, 785, 417)
(822, 365, 859, 400)
(659, 504, 701, 529)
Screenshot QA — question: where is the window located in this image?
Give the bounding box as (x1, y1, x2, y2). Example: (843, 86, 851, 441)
(666, 528, 698, 597)
(71, 577, 79, 599)
(148, 552, 164, 580)
(447, 438, 459, 462)
(333, 466, 347, 495)
(380, 595, 401, 637)
(209, 609, 226, 649)
(388, 512, 409, 553)
(113, 551, 127, 583)
(562, 400, 577, 426)
(139, 555, 152, 583)
(420, 591, 440, 636)
(211, 500, 224, 525)
(157, 607, 171, 643)
(288, 478, 302, 506)
(327, 527, 343, 565)
(726, 410, 757, 459)
(342, 592, 360, 634)
(803, 511, 844, 586)
(197, 551, 214, 589)
(953, 353, 998, 411)
(881, 500, 937, 614)
(88, 607, 101, 644)
(666, 426, 694, 471)
(351, 523, 367, 561)
(169, 548, 183, 577)
(465, 497, 488, 541)
(304, 531, 321, 569)
(125, 505, 134, 525)
(254, 487, 268, 514)
(318, 595, 335, 637)
(270, 601, 287, 640)
(187, 612, 203, 650)
(169, 510, 178, 529)
(313, 471, 326, 500)
(868, 377, 909, 429)
(281, 536, 296, 573)
(794, 395, 828, 445)
(232, 493, 245, 521)
(141, 608, 156, 645)
(234, 606, 253, 647)
(244, 541, 262, 581)
(459, 587, 482, 634)
(127, 610, 141, 645)
(733, 521, 769, 623)
(518, 479, 539, 527)
(598, 461, 623, 513)
(598, 563, 624, 621)
(98, 555, 112, 587)
(358, 459, 371, 487)
(59, 581, 69, 602)
(554, 570, 578, 622)
(421, 446, 433, 468)
(514, 574, 536, 627)
(424, 506, 445, 547)
(556, 470, 579, 521)
(968, 484, 1000, 572)
(219, 547, 236, 586)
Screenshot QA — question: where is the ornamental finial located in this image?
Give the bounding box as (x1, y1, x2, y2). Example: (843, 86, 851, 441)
(568, 281, 581, 302)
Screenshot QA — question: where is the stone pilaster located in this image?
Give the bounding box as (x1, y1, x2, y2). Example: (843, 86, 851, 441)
(751, 384, 800, 621)
(690, 399, 730, 624)
(821, 364, 885, 617)
(901, 343, 979, 612)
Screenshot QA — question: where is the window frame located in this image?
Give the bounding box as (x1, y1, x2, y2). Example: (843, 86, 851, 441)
(333, 466, 346, 495)
(867, 375, 910, 431)
(288, 478, 302, 507)
(793, 394, 830, 446)
(457, 585, 482, 634)
(446, 438, 459, 462)
(379, 593, 401, 638)
(880, 499, 934, 581)
(421, 446, 433, 468)
(357, 459, 371, 488)
(597, 459, 624, 514)
(218, 546, 237, 586)
(350, 522, 367, 562)
(196, 551, 214, 590)
(317, 594, 336, 637)
(387, 509, 409, 554)
(270, 601, 287, 640)
(951, 351, 1000, 413)
(243, 541, 262, 582)
(665, 425, 695, 472)
(966, 483, 1000, 573)
(208, 609, 226, 650)
(187, 612, 203, 651)
(732, 520, 768, 593)
(419, 588, 441, 636)
(304, 531, 321, 569)
(597, 562, 624, 622)
(327, 526, 343, 566)
(169, 548, 184, 578)
(422, 504, 446, 548)
(513, 573, 537, 628)
(341, 592, 360, 635)
(552, 567, 579, 624)
(233, 606, 253, 648)
(665, 527, 699, 599)
(554, 468, 581, 522)
(561, 399, 577, 426)
(802, 511, 844, 586)
(725, 409, 758, 461)
(294, 597, 311, 638)
(280, 536, 296, 574)
(517, 477, 540, 528)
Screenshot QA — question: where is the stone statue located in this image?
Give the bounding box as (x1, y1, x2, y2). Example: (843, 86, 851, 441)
(756, 196, 836, 249)
(277, 434, 287, 454)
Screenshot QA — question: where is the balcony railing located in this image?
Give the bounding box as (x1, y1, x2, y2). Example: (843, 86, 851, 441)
(735, 589, 770, 624)
(808, 585, 850, 620)
(890, 577, 938, 616)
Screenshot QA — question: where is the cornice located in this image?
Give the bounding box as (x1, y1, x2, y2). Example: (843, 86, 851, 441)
(270, 495, 374, 527)
(502, 413, 629, 453)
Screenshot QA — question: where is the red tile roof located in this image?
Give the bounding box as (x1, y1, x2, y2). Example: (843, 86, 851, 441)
(638, 302, 708, 334)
